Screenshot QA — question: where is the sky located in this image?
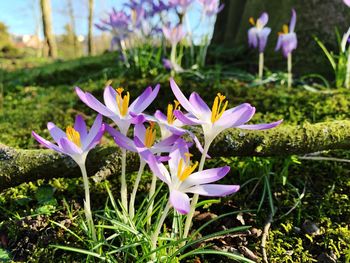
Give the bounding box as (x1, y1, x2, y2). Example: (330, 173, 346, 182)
(0, 0, 207, 38)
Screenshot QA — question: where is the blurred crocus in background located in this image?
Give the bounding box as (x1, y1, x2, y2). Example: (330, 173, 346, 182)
(197, 0, 224, 67)
(276, 9, 297, 88)
(248, 12, 271, 79)
(344, 0, 350, 7)
(162, 24, 186, 74)
(95, 9, 131, 66)
(198, 0, 224, 17)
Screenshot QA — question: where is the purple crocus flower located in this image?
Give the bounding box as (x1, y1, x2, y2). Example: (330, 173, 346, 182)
(32, 114, 104, 165)
(75, 85, 159, 135)
(344, 0, 350, 7)
(170, 78, 282, 145)
(248, 12, 271, 53)
(163, 24, 186, 46)
(162, 58, 184, 72)
(169, 0, 193, 12)
(276, 9, 297, 57)
(136, 138, 239, 214)
(198, 0, 224, 16)
(95, 9, 131, 42)
(106, 122, 179, 158)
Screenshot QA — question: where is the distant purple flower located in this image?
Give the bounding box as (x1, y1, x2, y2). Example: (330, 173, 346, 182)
(276, 9, 298, 57)
(162, 58, 184, 72)
(32, 115, 104, 165)
(135, 138, 239, 214)
(169, 0, 193, 12)
(198, 0, 224, 16)
(95, 9, 131, 41)
(163, 24, 186, 45)
(75, 85, 160, 135)
(344, 0, 350, 7)
(248, 12, 271, 53)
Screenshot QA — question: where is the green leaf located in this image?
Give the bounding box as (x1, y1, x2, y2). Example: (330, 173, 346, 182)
(0, 248, 11, 262)
(51, 245, 106, 260)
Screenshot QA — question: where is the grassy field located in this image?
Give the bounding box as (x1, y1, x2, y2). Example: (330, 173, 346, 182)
(0, 53, 349, 262)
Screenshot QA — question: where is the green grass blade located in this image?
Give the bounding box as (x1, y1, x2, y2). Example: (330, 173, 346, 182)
(51, 245, 106, 260)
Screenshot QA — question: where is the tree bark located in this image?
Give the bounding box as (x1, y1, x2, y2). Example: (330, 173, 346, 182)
(1, 120, 350, 190)
(67, 0, 78, 57)
(87, 0, 94, 55)
(40, 0, 57, 58)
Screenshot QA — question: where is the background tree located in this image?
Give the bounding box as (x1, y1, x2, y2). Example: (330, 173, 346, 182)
(211, 0, 350, 76)
(0, 22, 19, 58)
(40, 0, 57, 58)
(87, 0, 94, 55)
(66, 0, 78, 57)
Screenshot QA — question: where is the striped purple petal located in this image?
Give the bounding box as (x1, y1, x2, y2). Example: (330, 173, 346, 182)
(129, 84, 160, 113)
(258, 27, 271, 53)
(174, 110, 204, 125)
(74, 115, 88, 142)
(32, 131, 64, 154)
(289, 9, 297, 33)
(182, 166, 230, 188)
(189, 92, 211, 114)
(60, 137, 83, 156)
(47, 122, 66, 145)
(170, 189, 190, 214)
(237, 119, 283, 130)
(186, 184, 240, 197)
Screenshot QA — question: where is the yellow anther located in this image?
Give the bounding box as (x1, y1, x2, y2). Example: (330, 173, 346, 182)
(167, 100, 181, 125)
(178, 160, 199, 181)
(211, 93, 228, 123)
(116, 87, 124, 94)
(249, 17, 255, 26)
(66, 126, 81, 147)
(184, 152, 193, 164)
(116, 88, 130, 116)
(145, 122, 156, 148)
(282, 24, 289, 34)
(177, 153, 198, 181)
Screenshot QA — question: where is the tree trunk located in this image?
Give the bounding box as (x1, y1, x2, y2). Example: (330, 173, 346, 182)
(1, 120, 350, 190)
(67, 0, 78, 57)
(40, 0, 57, 58)
(88, 0, 94, 55)
(211, 0, 350, 76)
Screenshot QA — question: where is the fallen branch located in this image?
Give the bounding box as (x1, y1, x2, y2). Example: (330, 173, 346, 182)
(1, 120, 350, 189)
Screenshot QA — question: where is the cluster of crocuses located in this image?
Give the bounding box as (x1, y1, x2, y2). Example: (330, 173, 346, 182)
(248, 9, 297, 87)
(32, 78, 282, 255)
(95, 0, 224, 73)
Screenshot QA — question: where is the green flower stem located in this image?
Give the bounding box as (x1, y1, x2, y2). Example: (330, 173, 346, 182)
(150, 201, 171, 259)
(78, 163, 96, 241)
(259, 52, 264, 79)
(346, 47, 350, 89)
(120, 39, 130, 68)
(147, 173, 157, 227)
(129, 159, 146, 219)
(121, 148, 128, 214)
(170, 44, 177, 65)
(182, 140, 211, 242)
(287, 53, 292, 89)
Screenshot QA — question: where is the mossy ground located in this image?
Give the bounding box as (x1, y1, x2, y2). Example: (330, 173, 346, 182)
(0, 53, 349, 262)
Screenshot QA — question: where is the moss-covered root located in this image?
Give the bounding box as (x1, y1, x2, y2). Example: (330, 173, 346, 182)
(1, 120, 350, 189)
(0, 144, 139, 190)
(211, 120, 350, 157)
